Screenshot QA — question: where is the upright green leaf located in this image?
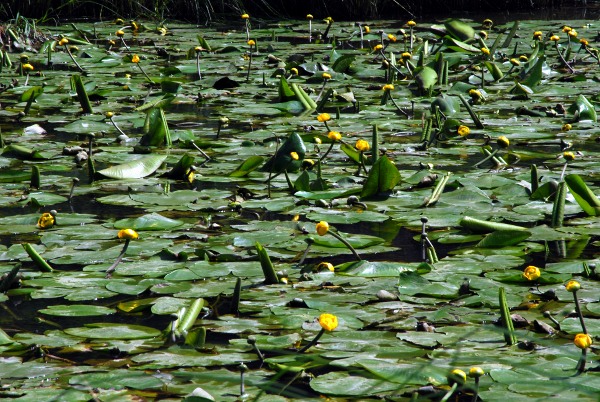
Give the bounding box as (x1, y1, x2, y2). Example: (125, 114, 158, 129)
(361, 155, 401, 199)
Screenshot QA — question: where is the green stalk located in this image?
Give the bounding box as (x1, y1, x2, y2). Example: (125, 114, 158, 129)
(231, 277, 241, 316)
(459, 216, 526, 233)
(530, 164, 539, 194)
(22, 243, 54, 272)
(71, 74, 93, 114)
(423, 172, 450, 207)
(499, 287, 517, 345)
(176, 298, 205, 335)
(255, 242, 279, 284)
(457, 94, 484, 128)
(551, 181, 566, 228)
(30, 165, 40, 188)
(371, 125, 379, 164)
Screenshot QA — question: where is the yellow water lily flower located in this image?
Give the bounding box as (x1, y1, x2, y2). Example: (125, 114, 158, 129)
(522, 265, 541, 281)
(533, 31, 543, 40)
(247, 39, 255, 46)
(327, 131, 341, 141)
(563, 151, 575, 161)
(241, 13, 250, 19)
(322, 72, 332, 80)
(58, 37, 69, 46)
(574, 333, 592, 349)
(550, 35, 560, 42)
(373, 44, 383, 52)
(407, 20, 416, 27)
(355, 139, 370, 152)
(290, 151, 299, 160)
(580, 38, 589, 46)
(481, 47, 490, 56)
(37, 212, 55, 229)
(382, 84, 394, 91)
(387, 34, 397, 42)
(306, 14, 313, 19)
(116, 30, 125, 37)
(510, 58, 520, 66)
(118, 229, 139, 240)
(364, 25, 370, 33)
(568, 30, 577, 38)
(316, 221, 329, 236)
(22, 63, 34, 71)
(317, 113, 331, 122)
(457, 125, 470, 137)
(290, 67, 299, 75)
(131, 54, 140, 63)
(318, 313, 338, 331)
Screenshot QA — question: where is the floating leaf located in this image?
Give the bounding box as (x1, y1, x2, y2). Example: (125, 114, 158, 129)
(98, 155, 167, 179)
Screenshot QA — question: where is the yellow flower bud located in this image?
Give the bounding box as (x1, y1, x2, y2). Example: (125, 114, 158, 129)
(118, 229, 139, 240)
(580, 38, 589, 46)
(522, 265, 541, 281)
(322, 72, 332, 80)
(469, 367, 485, 378)
(481, 47, 490, 56)
(447, 369, 467, 386)
(22, 63, 34, 71)
(563, 151, 575, 161)
(315, 262, 335, 272)
(306, 14, 313, 19)
(355, 139, 370, 152)
(318, 313, 338, 331)
(497, 135, 510, 148)
(562, 123, 572, 132)
(510, 58, 520, 66)
(562, 26, 572, 33)
(316, 221, 329, 236)
(58, 37, 69, 46)
(382, 84, 395, 91)
(519, 55, 529, 62)
(565, 280, 581, 292)
(568, 30, 577, 38)
(387, 34, 397, 42)
(290, 151, 299, 160)
(533, 31, 543, 40)
(373, 44, 383, 52)
(291, 67, 299, 75)
(550, 35, 560, 42)
(407, 20, 416, 27)
(247, 39, 255, 46)
(364, 25, 370, 33)
(241, 13, 250, 19)
(131, 54, 140, 63)
(106, 111, 114, 118)
(401, 52, 411, 60)
(116, 30, 125, 37)
(574, 333, 592, 349)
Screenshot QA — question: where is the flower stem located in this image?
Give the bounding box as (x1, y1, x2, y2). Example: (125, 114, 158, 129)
(105, 239, 130, 278)
(576, 348, 587, 375)
(328, 231, 361, 261)
(298, 328, 325, 353)
(572, 290, 588, 334)
(471, 378, 480, 402)
(440, 383, 459, 402)
(65, 46, 85, 73)
(319, 142, 335, 162)
(110, 116, 127, 137)
(473, 147, 499, 168)
(196, 53, 202, 80)
(246, 52, 252, 82)
(137, 63, 155, 84)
